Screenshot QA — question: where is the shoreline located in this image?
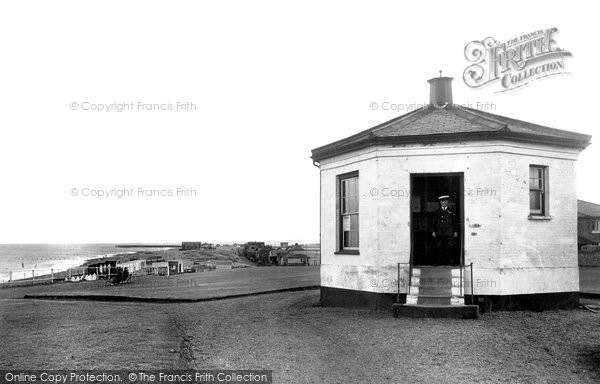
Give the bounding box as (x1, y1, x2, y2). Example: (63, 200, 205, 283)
(1, 246, 244, 286)
(1, 247, 177, 285)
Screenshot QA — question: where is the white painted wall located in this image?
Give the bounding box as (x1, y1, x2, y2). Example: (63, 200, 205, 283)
(319, 141, 581, 296)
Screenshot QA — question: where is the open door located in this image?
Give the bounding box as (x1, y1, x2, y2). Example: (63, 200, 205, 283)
(410, 173, 463, 266)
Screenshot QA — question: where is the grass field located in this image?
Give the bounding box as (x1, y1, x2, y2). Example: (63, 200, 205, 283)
(2, 266, 600, 383)
(0, 266, 320, 300)
(1, 292, 599, 383)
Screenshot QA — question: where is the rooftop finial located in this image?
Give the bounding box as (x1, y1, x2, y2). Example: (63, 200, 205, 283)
(439, 70, 442, 78)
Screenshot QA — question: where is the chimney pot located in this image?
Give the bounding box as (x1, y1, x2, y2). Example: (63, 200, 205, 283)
(428, 76, 453, 106)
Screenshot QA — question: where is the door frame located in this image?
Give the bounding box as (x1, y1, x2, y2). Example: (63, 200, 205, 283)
(409, 172, 464, 267)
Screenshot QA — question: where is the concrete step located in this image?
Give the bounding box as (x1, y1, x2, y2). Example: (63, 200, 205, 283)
(417, 286, 452, 296)
(410, 276, 462, 288)
(407, 294, 465, 306)
(413, 268, 461, 278)
(409, 286, 463, 296)
(393, 303, 480, 319)
(418, 296, 451, 305)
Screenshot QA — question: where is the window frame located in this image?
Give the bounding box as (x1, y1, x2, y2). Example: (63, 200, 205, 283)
(336, 171, 359, 254)
(593, 219, 600, 233)
(529, 165, 549, 217)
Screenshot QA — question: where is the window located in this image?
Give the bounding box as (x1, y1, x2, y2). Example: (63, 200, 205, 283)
(529, 165, 548, 216)
(339, 172, 359, 250)
(593, 220, 600, 233)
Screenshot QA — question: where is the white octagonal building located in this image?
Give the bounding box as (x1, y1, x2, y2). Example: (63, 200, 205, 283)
(311, 77, 591, 313)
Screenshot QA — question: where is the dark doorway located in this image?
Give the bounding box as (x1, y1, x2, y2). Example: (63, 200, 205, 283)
(410, 173, 463, 266)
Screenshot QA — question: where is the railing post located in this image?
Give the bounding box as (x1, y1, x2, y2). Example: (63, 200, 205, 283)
(470, 262, 474, 305)
(397, 263, 400, 303)
(459, 264, 463, 298)
(408, 264, 412, 297)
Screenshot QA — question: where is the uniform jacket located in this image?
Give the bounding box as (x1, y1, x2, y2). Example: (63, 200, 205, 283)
(433, 207, 459, 237)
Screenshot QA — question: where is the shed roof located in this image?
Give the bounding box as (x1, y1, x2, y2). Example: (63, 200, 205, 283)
(578, 199, 600, 218)
(311, 104, 591, 162)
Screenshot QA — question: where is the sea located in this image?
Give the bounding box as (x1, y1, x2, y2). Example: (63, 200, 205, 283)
(0, 244, 175, 283)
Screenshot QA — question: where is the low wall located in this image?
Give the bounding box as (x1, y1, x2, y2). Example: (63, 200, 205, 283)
(579, 251, 600, 266)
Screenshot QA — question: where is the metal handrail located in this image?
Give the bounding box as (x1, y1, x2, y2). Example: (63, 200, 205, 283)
(458, 262, 475, 304)
(470, 262, 474, 305)
(456, 262, 475, 304)
(396, 262, 411, 303)
(459, 264, 463, 297)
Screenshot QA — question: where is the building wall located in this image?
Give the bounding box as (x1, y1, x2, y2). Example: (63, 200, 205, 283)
(578, 217, 600, 244)
(319, 140, 580, 297)
(493, 148, 580, 295)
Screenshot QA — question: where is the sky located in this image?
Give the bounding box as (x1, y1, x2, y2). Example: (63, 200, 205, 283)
(0, 1, 598, 244)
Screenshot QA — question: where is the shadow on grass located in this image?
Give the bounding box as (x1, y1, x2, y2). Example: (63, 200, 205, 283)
(577, 346, 600, 375)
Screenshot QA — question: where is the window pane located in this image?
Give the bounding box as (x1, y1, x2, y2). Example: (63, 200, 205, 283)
(529, 167, 535, 179)
(530, 167, 542, 179)
(349, 231, 359, 248)
(341, 180, 348, 199)
(350, 214, 358, 230)
(347, 196, 356, 213)
(529, 167, 543, 190)
(530, 191, 541, 211)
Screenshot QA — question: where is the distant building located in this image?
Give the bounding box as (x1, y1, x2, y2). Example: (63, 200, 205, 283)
(578, 200, 600, 248)
(116, 259, 146, 273)
(280, 253, 309, 266)
(146, 260, 183, 275)
(182, 242, 203, 250)
(215, 260, 232, 269)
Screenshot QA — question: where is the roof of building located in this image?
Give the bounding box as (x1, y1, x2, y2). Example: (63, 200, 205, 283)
(311, 104, 591, 162)
(578, 199, 600, 218)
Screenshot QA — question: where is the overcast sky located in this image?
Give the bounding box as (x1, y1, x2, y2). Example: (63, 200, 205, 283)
(0, 1, 598, 244)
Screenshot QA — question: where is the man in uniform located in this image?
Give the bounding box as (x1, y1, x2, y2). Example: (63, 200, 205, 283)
(431, 195, 459, 265)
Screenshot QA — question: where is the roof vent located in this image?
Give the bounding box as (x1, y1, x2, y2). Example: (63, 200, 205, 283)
(428, 75, 453, 106)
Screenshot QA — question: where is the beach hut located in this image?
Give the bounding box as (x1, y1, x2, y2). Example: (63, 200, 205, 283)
(280, 253, 309, 266)
(311, 76, 591, 315)
(215, 260, 232, 269)
(168, 260, 184, 274)
(116, 259, 146, 273)
(146, 261, 169, 276)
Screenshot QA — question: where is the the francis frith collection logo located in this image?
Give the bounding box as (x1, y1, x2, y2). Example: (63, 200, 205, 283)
(463, 27, 572, 92)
